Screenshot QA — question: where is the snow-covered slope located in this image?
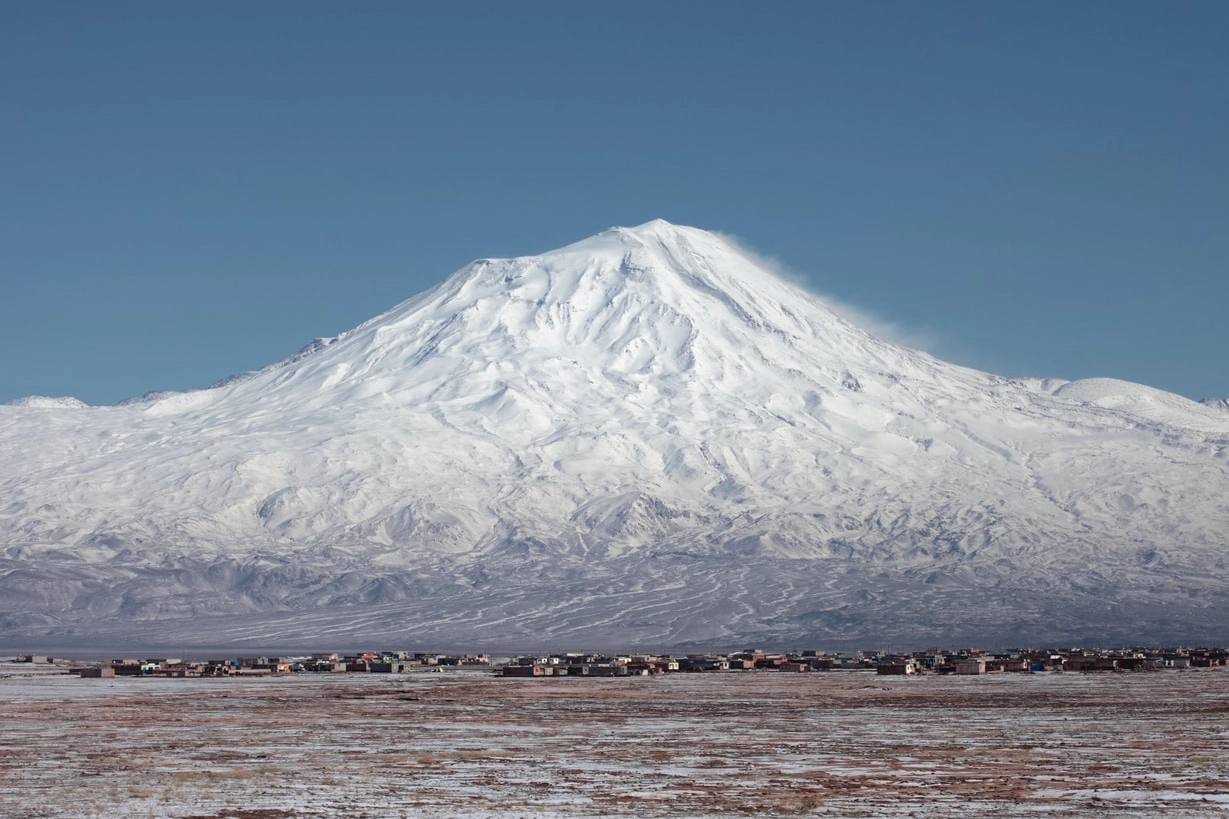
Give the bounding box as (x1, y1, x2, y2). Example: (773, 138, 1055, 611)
(2, 221, 1227, 649)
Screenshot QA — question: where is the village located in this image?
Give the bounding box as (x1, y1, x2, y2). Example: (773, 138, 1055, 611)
(11, 643, 1228, 679)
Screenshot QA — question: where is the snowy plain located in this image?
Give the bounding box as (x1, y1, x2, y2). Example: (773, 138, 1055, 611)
(2, 661, 1228, 817)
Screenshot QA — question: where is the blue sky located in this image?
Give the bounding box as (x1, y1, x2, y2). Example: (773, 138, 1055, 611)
(3, 1, 1226, 405)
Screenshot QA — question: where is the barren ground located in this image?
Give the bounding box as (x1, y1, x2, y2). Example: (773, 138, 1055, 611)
(1, 663, 1227, 817)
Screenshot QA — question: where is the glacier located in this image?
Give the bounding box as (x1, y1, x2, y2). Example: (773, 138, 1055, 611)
(1, 220, 1227, 650)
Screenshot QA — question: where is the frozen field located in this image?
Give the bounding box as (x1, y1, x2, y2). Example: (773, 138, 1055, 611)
(1, 663, 1227, 817)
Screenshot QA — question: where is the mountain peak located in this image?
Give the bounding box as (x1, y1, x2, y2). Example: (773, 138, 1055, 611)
(602, 218, 709, 242)
(291, 219, 887, 413)
(3, 222, 1227, 649)
(536, 219, 740, 269)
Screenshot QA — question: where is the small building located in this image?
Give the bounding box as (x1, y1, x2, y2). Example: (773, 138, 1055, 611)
(1065, 657, 1118, 672)
(877, 660, 917, 676)
(625, 662, 661, 675)
(955, 658, 986, 675)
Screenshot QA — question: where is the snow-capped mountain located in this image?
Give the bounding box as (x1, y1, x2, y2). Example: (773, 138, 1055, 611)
(2, 220, 1227, 650)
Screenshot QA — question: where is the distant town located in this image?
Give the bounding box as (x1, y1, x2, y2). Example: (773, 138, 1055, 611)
(10, 644, 1229, 678)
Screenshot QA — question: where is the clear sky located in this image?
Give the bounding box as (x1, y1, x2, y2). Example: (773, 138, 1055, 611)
(3, 1, 1226, 405)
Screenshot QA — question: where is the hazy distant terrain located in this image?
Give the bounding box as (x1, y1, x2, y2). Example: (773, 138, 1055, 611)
(2, 221, 1227, 648)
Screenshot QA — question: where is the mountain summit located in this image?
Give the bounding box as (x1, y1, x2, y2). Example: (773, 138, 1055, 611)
(2, 221, 1227, 649)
